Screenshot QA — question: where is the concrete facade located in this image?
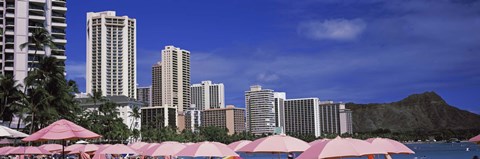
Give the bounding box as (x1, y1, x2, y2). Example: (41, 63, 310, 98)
(245, 85, 276, 135)
(190, 80, 225, 110)
(201, 105, 246, 135)
(0, 0, 67, 86)
(86, 11, 136, 99)
(136, 86, 151, 107)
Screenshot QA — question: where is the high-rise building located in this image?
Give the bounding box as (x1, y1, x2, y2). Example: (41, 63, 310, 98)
(141, 106, 177, 129)
(0, 0, 67, 86)
(190, 80, 225, 110)
(273, 92, 286, 132)
(151, 62, 162, 107)
(245, 85, 276, 135)
(201, 105, 246, 135)
(160, 45, 190, 113)
(137, 86, 151, 107)
(284, 98, 321, 137)
(86, 11, 136, 99)
(318, 102, 353, 134)
(184, 107, 201, 132)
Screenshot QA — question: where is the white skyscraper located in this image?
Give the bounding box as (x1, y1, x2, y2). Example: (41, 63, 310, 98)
(0, 0, 67, 86)
(245, 85, 276, 135)
(86, 11, 136, 99)
(190, 80, 225, 110)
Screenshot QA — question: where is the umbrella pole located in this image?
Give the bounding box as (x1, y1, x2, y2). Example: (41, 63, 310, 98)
(62, 140, 65, 159)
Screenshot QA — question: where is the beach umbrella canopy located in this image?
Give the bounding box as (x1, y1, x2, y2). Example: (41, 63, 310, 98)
(297, 136, 386, 159)
(144, 141, 186, 157)
(40, 144, 63, 152)
(68, 144, 99, 154)
(128, 142, 148, 150)
(136, 143, 160, 155)
(176, 141, 239, 157)
(6, 146, 50, 155)
(228, 140, 252, 151)
(469, 134, 480, 144)
(65, 144, 85, 152)
(0, 125, 28, 138)
(366, 138, 415, 154)
(0, 146, 13, 155)
(98, 144, 138, 155)
(22, 119, 101, 142)
(0, 138, 13, 145)
(309, 139, 330, 146)
(80, 151, 92, 159)
(183, 142, 195, 145)
(238, 134, 310, 153)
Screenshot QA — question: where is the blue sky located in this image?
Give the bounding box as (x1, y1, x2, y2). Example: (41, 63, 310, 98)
(65, 0, 480, 113)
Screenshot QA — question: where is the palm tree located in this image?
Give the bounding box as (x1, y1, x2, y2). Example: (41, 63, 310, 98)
(0, 75, 22, 119)
(88, 89, 104, 110)
(19, 28, 56, 75)
(129, 106, 141, 130)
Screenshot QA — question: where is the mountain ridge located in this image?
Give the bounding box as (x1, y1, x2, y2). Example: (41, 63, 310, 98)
(346, 91, 480, 132)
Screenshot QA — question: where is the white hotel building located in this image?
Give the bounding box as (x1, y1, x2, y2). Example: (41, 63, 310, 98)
(0, 0, 67, 86)
(245, 85, 276, 135)
(190, 80, 225, 110)
(86, 11, 136, 99)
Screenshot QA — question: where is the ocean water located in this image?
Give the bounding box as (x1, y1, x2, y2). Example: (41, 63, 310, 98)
(236, 142, 480, 159)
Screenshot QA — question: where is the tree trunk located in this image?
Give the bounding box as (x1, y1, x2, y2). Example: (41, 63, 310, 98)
(29, 111, 35, 134)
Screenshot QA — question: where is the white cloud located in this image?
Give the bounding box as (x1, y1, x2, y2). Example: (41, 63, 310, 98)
(298, 18, 367, 41)
(66, 62, 86, 79)
(257, 73, 279, 82)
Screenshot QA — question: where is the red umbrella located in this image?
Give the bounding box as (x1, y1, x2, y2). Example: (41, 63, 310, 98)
(21, 119, 101, 158)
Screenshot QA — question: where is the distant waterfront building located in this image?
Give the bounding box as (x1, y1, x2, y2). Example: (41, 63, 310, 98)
(284, 98, 321, 137)
(201, 105, 246, 135)
(76, 95, 143, 130)
(245, 85, 276, 135)
(319, 102, 353, 134)
(86, 11, 137, 99)
(137, 86, 151, 107)
(184, 106, 201, 132)
(151, 62, 162, 107)
(141, 106, 177, 129)
(0, 0, 67, 87)
(190, 80, 225, 110)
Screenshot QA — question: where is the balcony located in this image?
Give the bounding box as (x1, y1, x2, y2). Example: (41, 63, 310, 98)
(53, 38, 67, 44)
(52, 22, 67, 28)
(51, 55, 66, 60)
(5, 29, 14, 35)
(29, 15, 46, 21)
(30, 0, 47, 4)
(52, 6, 67, 12)
(6, 4, 14, 10)
(28, 50, 45, 54)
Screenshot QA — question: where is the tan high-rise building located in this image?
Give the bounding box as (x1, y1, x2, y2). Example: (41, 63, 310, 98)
(0, 0, 67, 86)
(201, 105, 246, 135)
(151, 62, 162, 107)
(161, 45, 190, 113)
(86, 11, 136, 99)
(149, 45, 190, 130)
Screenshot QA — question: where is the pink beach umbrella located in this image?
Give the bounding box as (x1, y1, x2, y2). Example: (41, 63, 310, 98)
(297, 136, 386, 159)
(65, 144, 85, 152)
(7, 146, 50, 155)
(228, 140, 252, 151)
(0, 146, 13, 155)
(99, 144, 138, 155)
(143, 141, 186, 157)
(80, 152, 92, 159)
(92, 145, 110, 159)
(136, 143, 160, 155)
(238, 134, 310, 153)
(40, 144, 63, 152)
(21, 119, 101, 158)
(68, 144, 99, 154)
(366, 138, 415, 154)
(309, 139, 330, 146)
(128, 142, 148, 150)
(183, 142, 195, 145)
(176, 141, 239, 157)
(469, 134, 480, 144)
